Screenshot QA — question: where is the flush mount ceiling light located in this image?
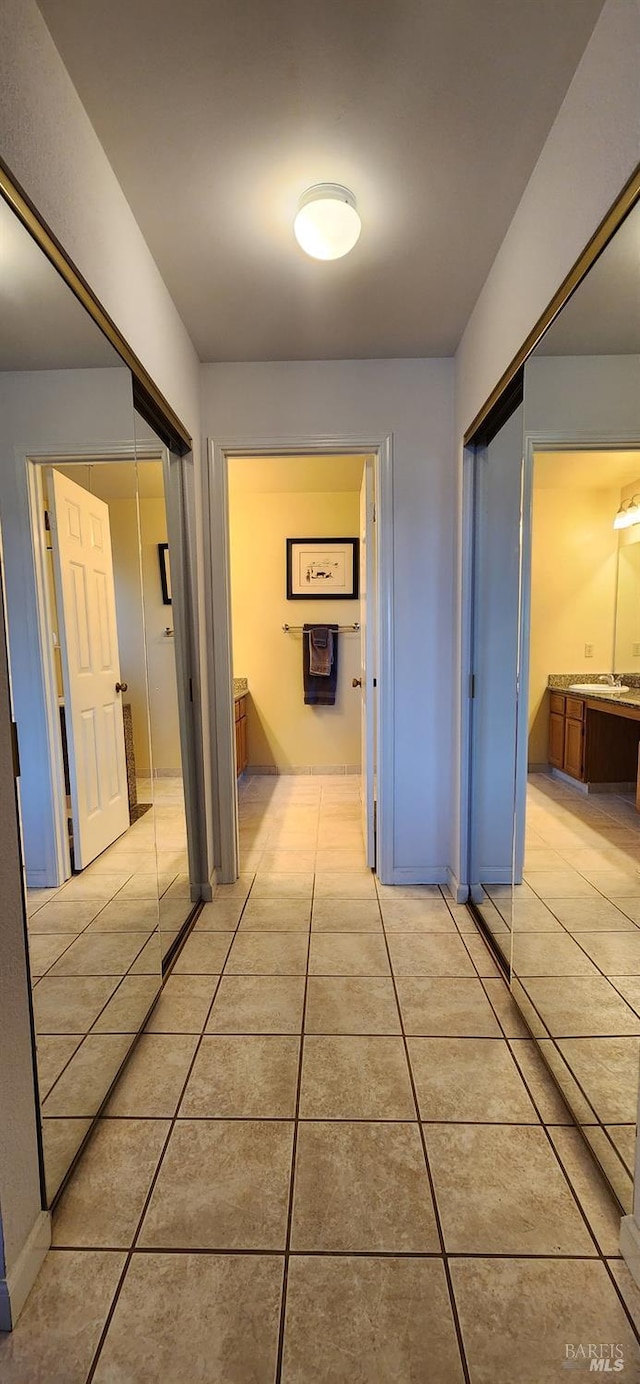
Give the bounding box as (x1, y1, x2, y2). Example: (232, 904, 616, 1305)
(294, 184, 361, 261)
(613, 496, 640, 529)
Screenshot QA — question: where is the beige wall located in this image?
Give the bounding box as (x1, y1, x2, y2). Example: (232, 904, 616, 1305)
(528, 484, 620, 764)
(229, 487, 362, 771)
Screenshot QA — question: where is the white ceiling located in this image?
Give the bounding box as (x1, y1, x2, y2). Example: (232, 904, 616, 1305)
(56, 459, 165, 500)
(228, 453, 366, 494)
(0, 195, 120, 370)
(534, 450, 640, 491)
(37, 0, 605, 362)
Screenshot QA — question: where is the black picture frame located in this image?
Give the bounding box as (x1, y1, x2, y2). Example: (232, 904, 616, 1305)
(286, 537, 359, 600)
(158, 542, 172, 605)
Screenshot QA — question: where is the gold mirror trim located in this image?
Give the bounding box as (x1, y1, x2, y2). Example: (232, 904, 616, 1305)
(0, 157, 192, 455)
(464, 162, 640, 447)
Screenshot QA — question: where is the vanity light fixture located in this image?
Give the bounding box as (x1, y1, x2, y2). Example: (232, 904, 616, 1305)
(294, 184, 361, 261)
(613, 496, 640, 529)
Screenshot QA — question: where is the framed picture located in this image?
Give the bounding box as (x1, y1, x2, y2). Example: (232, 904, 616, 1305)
(286, 537, 359, 600)
(158, 542, 172, 605)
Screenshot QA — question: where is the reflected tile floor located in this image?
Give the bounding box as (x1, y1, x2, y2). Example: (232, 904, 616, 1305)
(3, 773, 640, 1382)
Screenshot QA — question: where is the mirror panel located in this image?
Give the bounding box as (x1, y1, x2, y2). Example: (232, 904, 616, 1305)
(0, 192, 163, 1202)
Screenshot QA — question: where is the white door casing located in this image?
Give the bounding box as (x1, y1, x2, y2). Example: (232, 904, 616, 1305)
(46, 468, 129, 868)
(360, 460, 376, 867)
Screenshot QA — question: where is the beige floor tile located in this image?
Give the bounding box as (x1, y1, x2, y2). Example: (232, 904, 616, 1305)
(511, 933, 599, 976)
(41, 1117, 93, 1202)
(575, 929, 640, 976)
(26, 886, 61, 915)
(425, 1124, 595, 1254)
(251, 872, 314, 899)
(48, 932, 151, 977)
(548, 1126, 622, 1256)
(27, 933, 78, 977)
(314, 849, 366, 872)
(481, 978, 530, 1037)
(85, 900, 159, 932)
(608, 974, 640, 1013)
(583, 869, 640, 896)
(213, 874, 256, 902)
(509, 899, 564, 930)
(451, 1258, 639, 1384)
(55, 873, 133, 902)
(193, 899, 244, 930)
(225, 931, 308, 975)
(53, 1117, 170, 1247)
(536, 1039, 599, 1124)
(311, 898, 382, 931)
(606, 1122, 636, 1172)
(523, 870, 600, 899)
(27, 899, 102, 933)
(614, 898, 640, 924)
(397, 977, 501, 1036)
(305, 977, 401, 1035)
(549, 897, 638, 931)
(387, 933, 476, 977)
(376, 884, 442, 900)
(308, 933, 390, 977)
(508, 1039, 574, 1123)
(239, 898, 311, 931)
(115, 874, 161, 901)
(92, 1253, 283, 1384)
(42, 1034, 133, 1117)
(128, 935, 163, 975)
(0, 1249, 125, 1384)
(138, 1119, 293, 1249)
(105, 1033, 198, 1117)
(583, 1127, 633, 1214)
(607, 1259, 640, 1337)
(291, 1121, 438, 1252)
(206, 975, 305, 1033)
(522, 974, 640, 1036)
(299, 1035, 415, 1118)
(91, 975, 160, 1034)
(171, 932, 233, 974)
(179, 1034, 300, 1116)
(461, 933, 502, 977)
(258, 850, 316, 872)
(380, 898, 456, 931)
(282, 1256, 465, 1384)
(410, 1037, 538, 1122)
(36, 1035, 82, 1101)
(144, 974, 219, 1032)
(314, 871, 377, 900)
(557, 1036, 640, 1122)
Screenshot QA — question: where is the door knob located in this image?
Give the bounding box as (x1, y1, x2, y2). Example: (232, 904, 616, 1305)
(115, 681, 128, 693)
(352, 677, 362, 688)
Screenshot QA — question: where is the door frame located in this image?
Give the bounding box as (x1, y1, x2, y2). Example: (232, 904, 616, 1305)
(25, 442, 205, 891)
(205, 433, 394, 883)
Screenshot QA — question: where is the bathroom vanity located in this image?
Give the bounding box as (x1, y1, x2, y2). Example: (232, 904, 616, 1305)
(234, 678, 249, 776)
(548, 679, 640, 798)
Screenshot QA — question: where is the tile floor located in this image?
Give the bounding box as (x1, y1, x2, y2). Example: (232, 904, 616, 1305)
(480, 773, 640, 1206)
(3, 773, 640, 1381)
(26, 777, 193, 1201)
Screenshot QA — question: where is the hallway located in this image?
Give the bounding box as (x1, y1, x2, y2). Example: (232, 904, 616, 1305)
(2, 775, 640, 1381)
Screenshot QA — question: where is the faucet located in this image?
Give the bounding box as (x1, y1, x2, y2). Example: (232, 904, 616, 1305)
(601, 673, 622, 687)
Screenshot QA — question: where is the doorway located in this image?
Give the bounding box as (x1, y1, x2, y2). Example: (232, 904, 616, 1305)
(208, 442, 391, 883)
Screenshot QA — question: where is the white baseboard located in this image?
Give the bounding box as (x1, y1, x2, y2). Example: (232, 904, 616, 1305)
(446, 868, 469, 904)
(0, 1210, 51, 1331)
(387, 867, 449, 885)
(620, 1215, 640, 1289)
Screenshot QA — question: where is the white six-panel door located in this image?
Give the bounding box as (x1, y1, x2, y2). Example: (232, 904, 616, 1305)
(47, 468, 130, 868)
(360, 460, 376, 868)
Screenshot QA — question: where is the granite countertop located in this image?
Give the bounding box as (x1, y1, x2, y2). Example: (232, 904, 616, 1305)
(233, 677, 248, 701)
(548, 674, 640, 712)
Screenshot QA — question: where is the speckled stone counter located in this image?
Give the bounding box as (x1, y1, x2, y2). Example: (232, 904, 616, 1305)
(548, 673, 640, 712)
(233, 677, 248, 702)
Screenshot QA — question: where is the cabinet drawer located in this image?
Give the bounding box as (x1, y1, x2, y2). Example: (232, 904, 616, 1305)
(565, 696, 585, 721)
(549, 692, 565, 715)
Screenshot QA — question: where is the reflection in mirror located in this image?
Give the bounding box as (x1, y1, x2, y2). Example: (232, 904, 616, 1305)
(511, 196, 640, 1211)
(0, 192, 162, 1202)
(132, 408, 199, 965)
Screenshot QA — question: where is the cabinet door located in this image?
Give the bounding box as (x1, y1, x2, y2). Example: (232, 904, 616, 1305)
(239, 715, 247, 774)
(235, 717, 242, 776)
(549, 713, 565, 769)
(564, 717, 584, 780)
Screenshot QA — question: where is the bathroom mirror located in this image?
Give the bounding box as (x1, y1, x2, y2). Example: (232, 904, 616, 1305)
(508, 194, 640, 1211)
(0, 181, 198, 1205)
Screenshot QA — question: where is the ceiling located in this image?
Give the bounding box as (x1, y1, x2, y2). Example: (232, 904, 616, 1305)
(56, 459, 165, 500)
(228, 453, 366, 494)
(37, 0, 605, 362)
(536, 201, 640, 357)
(534, 450, 640, 491)
(0, 195, 119, 370)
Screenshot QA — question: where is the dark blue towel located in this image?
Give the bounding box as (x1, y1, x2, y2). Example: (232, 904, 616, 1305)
(303, 624, 339, 705)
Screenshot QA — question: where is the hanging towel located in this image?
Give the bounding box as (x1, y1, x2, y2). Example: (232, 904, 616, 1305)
(303, 624, 339, 706)
(309, 625, 334, 676)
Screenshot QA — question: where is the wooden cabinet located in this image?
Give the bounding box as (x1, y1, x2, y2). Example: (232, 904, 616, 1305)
(548, 692, 585, 781)
(234, 695, 248, 776)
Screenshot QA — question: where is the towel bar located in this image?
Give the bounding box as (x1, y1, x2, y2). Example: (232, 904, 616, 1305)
(282, 623, 360, 633)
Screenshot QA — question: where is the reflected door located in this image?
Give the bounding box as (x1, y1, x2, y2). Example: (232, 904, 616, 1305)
(359, 461, 376, 868)
(468, 404, 525, 953)
(47, 467, 129, 867)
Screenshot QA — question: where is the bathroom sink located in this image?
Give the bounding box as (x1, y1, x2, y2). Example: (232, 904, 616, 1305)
(568, 683, 630, 695)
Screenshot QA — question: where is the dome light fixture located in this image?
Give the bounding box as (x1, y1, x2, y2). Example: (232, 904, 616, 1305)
(294, 184, 361, 261)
